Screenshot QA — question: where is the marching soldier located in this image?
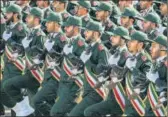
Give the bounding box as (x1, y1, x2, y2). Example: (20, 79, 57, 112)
(3, 7, 46, 116)
(84, 26, 131, 116)
(68, 20, 109, 116)
(50, 16, 86, 116)
(146, 35, 167, 116)
(33, 12, 67, 116)
(1, 4, 29, 115)
(118, 0, 133, 12)
(124, 31, 151, 116)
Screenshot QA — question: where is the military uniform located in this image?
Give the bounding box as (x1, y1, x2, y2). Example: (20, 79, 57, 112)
(68, 21, 109, 116)
(3, 7, 46, 116)
(33, 12, 67, 116)
(84, 26, 131, 116)
(124, 31, 151, 116)
(50, 16, 86, 116)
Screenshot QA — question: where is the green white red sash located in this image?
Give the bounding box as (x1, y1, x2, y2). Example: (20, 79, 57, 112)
(45, 55, 60, 81)
(112, 81, 126, 111)
(63, 58, 83, 88)
(25, 54, 43, 83)
(5, 45, 25, 71)
(84, 66, 107, 100)
(147, 83, 167, 116)
(126, 72, 146, 116)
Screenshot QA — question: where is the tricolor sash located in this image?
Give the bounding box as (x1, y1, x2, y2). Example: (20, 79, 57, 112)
(126, 72, 146, 116)
(45, 55, 60, 81)
(147, 83, 167, 116)
(63, 58, 83, 88)
(112, 80, 126, 111)
(84, 66, 107, 100)
(25, 54, 43, 83)
(5, 45, 25, 71)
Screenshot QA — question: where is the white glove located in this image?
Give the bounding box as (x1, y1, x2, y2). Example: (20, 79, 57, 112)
(98, 76, 104, 82)
(108, 54, 120, 65)
(146, 71, 159, 83)
(44, 39, 54, 52)
(80, 51, 92, 63)
(111, 77, 119, 83)
(33, 58, 41, 64)
(134, 88, 140, 94)
(71, 68, 82, 75)
(2, 31, 12, 41)
(63, 44, 73, 55)
(22, 37, 32, 48)
(125, 58, 137, 70)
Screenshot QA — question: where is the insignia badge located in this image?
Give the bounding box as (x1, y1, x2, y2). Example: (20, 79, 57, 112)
(63, 13, 69, 18)
(60, 35, 66, 42)
(84, 16, 89, 22)
(141, 56, 147, 61)
(36, 32, 41, 36)
(124, 52, 129, 58)
(18, 25, 23, 31)
(0, 18, 5, 24)
(108, 22, 113, 28)
(78, 40, 84, 47)
(98, 44, 104, 51)
(164, 60, 168, 67)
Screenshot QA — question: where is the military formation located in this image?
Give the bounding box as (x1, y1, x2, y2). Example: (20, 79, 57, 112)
(0, 0, 167, 116)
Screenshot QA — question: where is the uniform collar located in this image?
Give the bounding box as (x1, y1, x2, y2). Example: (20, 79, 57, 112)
(156, 56, 167, 63)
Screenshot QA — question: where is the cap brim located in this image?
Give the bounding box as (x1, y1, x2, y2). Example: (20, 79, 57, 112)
(91, 7, 102, 11)
(122, 35, 131, 40)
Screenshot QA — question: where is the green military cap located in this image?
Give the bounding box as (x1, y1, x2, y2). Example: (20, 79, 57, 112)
(154, 0, 167, 4)
(121, 7, 139, 17)
(130, 31, 148, 42)
(63, 16, 82, 27)
(45, 11, 62, 24)
(30, 7, 43, 18)
(148, 35, 167, 48)
(106, 26, 131, 40)
(93, 2, 112, 12)
(59, 0, 68, 3)
(77, 1, 91, 9)
(6, 4, 21, 14)
(85, 20, 103, 32)
(143, 13, 161, 24)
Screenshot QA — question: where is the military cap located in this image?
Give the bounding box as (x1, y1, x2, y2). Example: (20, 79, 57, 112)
(106, 26, 131, 40)
(77, 1, 91, 9)
(93, 2, 112, 12)
(148, 35, 167, 48)
(63, 16, 81, 27)
(45, 11, 62, 24)
(143, 13, 161, 24)
(130, 31, 148, 42)
(154, 0, 167, 4)
(121, 7, 139, 18)
(30, 7, 43, 18)
(6, 4, 21, 14)
(59, 0, 68, 3)
(85, 20, 103, 32)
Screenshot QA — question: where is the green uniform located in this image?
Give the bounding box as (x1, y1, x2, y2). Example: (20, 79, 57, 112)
(50, 35, 86, 116)
(33, 32, 67, 116)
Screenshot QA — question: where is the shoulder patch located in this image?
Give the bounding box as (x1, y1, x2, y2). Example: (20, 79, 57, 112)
(63, 13, 69, 18)
(84, 16, 89, 22)
(78, 40, 84, 47)
(124, 52, 129, 58)
(60, 35, 66, 42)
(164, 60, 168, 67)
(141, 55, 147, 61)
(18, 25, 23, 31)
(98, 44, 104, 51)
(36, 31, 41, 36)
(107, 21, 113, 28)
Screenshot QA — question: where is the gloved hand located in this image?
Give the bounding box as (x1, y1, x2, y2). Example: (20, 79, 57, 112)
(125, 57, 137, 70)
(2, 31, 12, 41)
(71, 68, 82, 75)
(134, 88, 140, 95)
(146, 71, 159, 83)
(33, 58, 42, 65)
(44, 39, 54, 52)
(80, 51, 92, 63)
(22, 37, 32, 49)
(63, 44, 73, 55)
(108, 54, 120, 65)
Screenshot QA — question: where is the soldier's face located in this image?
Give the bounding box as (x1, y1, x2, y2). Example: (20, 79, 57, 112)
(142, 21, 151, 32)
(36, 0, 44, 8)
(160, 3, 168, 15)
(52, 1, 65, 12)
(140, 1, 152, 10)
(16, 0, 27, 5)
(5, 12, 13, 22)
(76, 6, 86, 17)
(84, 30, 93, 40)
(64, 25, 74, 38)
(26, 15, 34, 28)
(128, 40, 138, 53)
(96, 10, 105, 21)
(110, 35, 121, 46)
(120, 16, 129, 27)
(150, 43, 160, 59)
(119, 0, 132, 11)
(46, 21, 55, 33)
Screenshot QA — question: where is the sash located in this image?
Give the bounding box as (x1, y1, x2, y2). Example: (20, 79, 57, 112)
(5, 45, 25, 71)
(126, 72, 146, 116)
(63, 58, 83, 88)
(25, 54, 43, 83)
(45, 55, 60, 81)
(84, 66, 107, 100)
(147, 83, 167, 116)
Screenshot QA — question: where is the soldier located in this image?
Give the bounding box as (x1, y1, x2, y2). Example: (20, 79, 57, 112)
(68, 20, 109, 116)
(118, 0, 133, 12)
(120, 7, 139, 34)
(84, 26, 131, 116)
(124, 31, 151, 116)
(142, 12, 161, 40)
(146, 35, 167, 116)
(50, 16, 86, 116)
(1, 4, 29, 115)
(33, 12, 67, 116)
(3, 7, 46, 116)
